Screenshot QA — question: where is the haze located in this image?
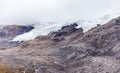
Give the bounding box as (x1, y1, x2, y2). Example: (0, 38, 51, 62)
(0, 0, 119, 24)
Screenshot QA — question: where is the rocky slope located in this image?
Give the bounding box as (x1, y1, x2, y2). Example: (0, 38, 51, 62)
(0, 25, 34, 50)
(0, 17, 120, 73)
(0, 25, 34, 38)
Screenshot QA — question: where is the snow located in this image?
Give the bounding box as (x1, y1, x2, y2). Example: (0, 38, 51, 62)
(11, 13, 120, 42)
(77, 13, 120, 32)
(11, 22, 67, 42)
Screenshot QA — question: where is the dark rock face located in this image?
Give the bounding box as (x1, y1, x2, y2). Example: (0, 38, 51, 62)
(48, 23, 83, 42)
(115, 17, 120, 25)
(49, 23, 82, 37)
(0, 25, 34, 37)
(0, 25, 34, 50)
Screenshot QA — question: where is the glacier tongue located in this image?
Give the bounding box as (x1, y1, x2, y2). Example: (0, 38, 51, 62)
(11, 22, 67, 42)
(11, 13, 120, 42)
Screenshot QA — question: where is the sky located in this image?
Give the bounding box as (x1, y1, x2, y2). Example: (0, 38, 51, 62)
(0, 0, 119, 24)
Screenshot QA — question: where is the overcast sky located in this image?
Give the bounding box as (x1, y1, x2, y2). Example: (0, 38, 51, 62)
(0, 0, 119, 24)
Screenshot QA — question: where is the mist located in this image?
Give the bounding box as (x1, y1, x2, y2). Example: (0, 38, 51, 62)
(0, 0, 119, 25)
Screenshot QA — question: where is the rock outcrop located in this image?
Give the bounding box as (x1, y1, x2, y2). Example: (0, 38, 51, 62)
(0, 25, 34, 50)
(0, 25, 34, 38)
(48, 23, 83, 42)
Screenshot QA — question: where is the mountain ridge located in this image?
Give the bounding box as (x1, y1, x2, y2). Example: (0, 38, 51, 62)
(11, 13, 120, 42)
(0, 16, 120, 73)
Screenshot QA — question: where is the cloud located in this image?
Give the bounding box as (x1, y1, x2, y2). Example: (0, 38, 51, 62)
(0, 0, 119, 24)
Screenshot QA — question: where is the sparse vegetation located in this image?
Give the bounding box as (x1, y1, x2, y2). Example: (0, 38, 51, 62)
(0, 63, 16, 73)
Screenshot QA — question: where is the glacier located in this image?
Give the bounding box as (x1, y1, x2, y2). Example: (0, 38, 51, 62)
(11, 13, 120, 42)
